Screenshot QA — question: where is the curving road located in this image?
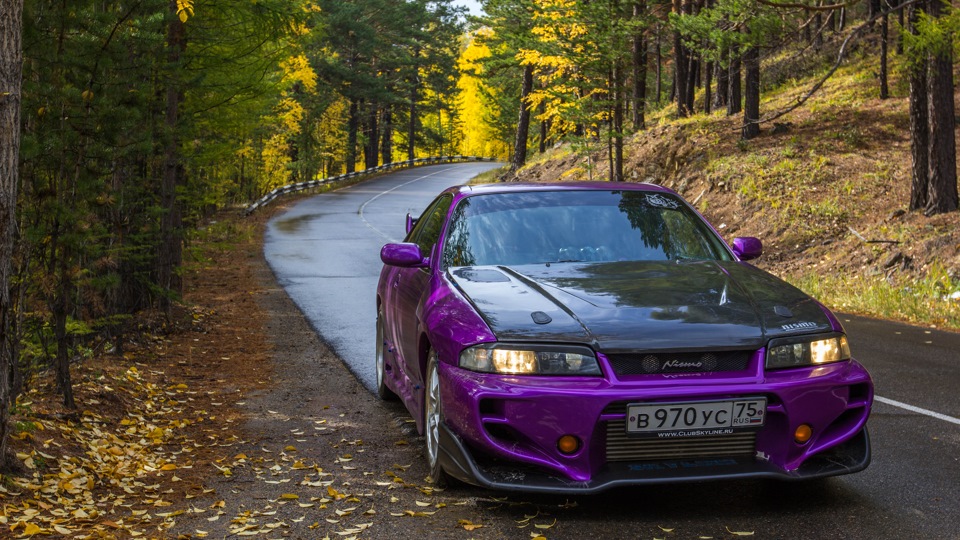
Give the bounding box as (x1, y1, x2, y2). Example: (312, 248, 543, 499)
(265, 164, 960, 539)
(264, 162, 502, 389)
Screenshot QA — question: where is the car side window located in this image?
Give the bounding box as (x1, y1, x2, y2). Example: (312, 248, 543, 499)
(409, 194, 453, 257)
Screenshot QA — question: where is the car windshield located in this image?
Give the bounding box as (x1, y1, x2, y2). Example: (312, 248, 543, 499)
(442, 190, 732, 267)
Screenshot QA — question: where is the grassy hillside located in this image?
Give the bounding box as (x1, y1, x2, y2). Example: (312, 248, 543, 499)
(509, 46, 960, 330)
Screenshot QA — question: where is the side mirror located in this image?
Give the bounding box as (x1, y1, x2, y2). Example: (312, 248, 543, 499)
(405, 213, 419, 234)
(381, 243, 428, 268)
(732, 237, 763, 261)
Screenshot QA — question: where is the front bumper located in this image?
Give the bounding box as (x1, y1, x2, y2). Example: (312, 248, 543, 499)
(437, 358, 873, 493)
(438, 423, 871, 494)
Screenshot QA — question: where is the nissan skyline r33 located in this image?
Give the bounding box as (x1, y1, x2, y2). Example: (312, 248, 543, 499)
(375, 182, 873, 493)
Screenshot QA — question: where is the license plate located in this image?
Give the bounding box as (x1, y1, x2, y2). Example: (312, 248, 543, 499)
(626, 398, 766, 436)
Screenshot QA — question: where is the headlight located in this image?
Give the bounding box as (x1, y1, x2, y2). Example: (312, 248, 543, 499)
(766, 333, 851, 370)
(459, 344, 601, 376)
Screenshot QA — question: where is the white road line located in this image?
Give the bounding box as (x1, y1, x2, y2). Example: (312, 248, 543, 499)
(875, 395, 960, 426)
(357, 166, 457, 243)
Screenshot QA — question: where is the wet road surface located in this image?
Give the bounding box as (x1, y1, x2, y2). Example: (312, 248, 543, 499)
(265, 164, 960, 539)
(264, 162, 501, 389)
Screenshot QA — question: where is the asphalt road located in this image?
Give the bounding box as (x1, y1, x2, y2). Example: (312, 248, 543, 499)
(264, 164, 960, 539)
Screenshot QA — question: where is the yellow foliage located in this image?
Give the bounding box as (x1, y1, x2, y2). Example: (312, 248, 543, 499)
(455, 34, 510, 159)
(176, 0, 194, 22)
(291, 22, 311, 36)
(261, 133, 293, 191)
(276, 97, 305, 133)
(310, 97, 349, 177)
(280, 54, 317, 93)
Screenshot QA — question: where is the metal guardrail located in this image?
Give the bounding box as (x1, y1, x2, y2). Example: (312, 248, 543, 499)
(244, 155, 498, 215)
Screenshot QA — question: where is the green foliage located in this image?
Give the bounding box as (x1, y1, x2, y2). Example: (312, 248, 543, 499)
(13, 0, 307, 403)
(12, 0, 468, 407)
(670, 0, 784, 65)
(790, 263, 960, 330)
(901, 4, 960, 64)
(18, 313, 95, 372)
(13, 421, 38, 435)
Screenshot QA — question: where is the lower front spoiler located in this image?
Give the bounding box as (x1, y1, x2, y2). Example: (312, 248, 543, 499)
(437, 423, 871, 495)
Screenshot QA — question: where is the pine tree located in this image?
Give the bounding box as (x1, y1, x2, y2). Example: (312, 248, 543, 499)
(0, 0, 24, 465)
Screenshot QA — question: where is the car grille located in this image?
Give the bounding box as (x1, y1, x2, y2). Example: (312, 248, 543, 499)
(605, 350, 752, 376)
(605, 419, 756, 462)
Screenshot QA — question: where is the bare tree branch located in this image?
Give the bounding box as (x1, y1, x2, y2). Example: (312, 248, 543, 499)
(754, 0, 854, 12)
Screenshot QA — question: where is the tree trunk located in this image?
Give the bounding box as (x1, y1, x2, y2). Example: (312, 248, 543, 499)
(655, 27, 662, 105)
(347, 99, 359, 172)
(631, 0, 647, 130)
(511, 64, 534, 172)
(437, 97, 444, 156)
(539, 101, 548, 153)
(159, 0, 185, 313)
(879, 11, 889, 99)
(364, 103, 378, 169)
(814, 13, 823, 50)
(407, 47, 420, 162)
(381, 108, 393, 165)
(612, 63, 625, 182)
(897, 4, 904, 55)
(742, 45, 760, 140)
(0, 0, 24, 468)
(673, 0, 690, 117)
(704, 61, 712, 114)
(53, 251, 74, 408)
(925, 0, 958, 215)
(728, 53, 742, 116)
(714, 52, 728, 109)
(908, 3, 929, 210)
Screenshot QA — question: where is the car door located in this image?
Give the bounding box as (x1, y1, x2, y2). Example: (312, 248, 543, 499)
(392, 194, 453, 386)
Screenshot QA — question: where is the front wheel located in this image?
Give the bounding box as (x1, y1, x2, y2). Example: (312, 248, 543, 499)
(375, 311, 397, 401)
(424, 349, 448, 487)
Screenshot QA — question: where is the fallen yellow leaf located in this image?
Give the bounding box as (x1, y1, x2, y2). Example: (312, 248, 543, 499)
(459, 519, 484, 531)
(535, 519, 557, 529)
(22, 523, 47, 535)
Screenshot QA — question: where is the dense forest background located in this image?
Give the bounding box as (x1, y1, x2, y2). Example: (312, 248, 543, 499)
(0, 0, 958, 460)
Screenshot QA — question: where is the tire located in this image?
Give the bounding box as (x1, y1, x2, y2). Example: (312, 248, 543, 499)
(424, 349, 448, 487)
(375, 311, 398, 401)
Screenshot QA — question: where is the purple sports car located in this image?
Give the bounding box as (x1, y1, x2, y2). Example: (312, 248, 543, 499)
(375, 182, 872, 493)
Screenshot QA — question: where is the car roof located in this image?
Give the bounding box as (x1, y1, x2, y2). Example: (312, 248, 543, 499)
(450, 181, 676, 197)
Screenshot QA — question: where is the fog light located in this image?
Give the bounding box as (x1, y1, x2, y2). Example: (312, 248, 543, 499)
(557, 435, 580, 455)
(794, 424, 813, 444)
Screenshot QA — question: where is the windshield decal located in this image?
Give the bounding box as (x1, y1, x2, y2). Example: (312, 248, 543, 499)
(645, 193, 680, 209)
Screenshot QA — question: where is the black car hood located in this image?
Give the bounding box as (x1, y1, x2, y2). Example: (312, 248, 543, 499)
(448, 261, 833, 351)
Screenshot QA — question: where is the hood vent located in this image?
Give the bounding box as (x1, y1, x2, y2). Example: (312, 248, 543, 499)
(530, 311, 553, 325)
